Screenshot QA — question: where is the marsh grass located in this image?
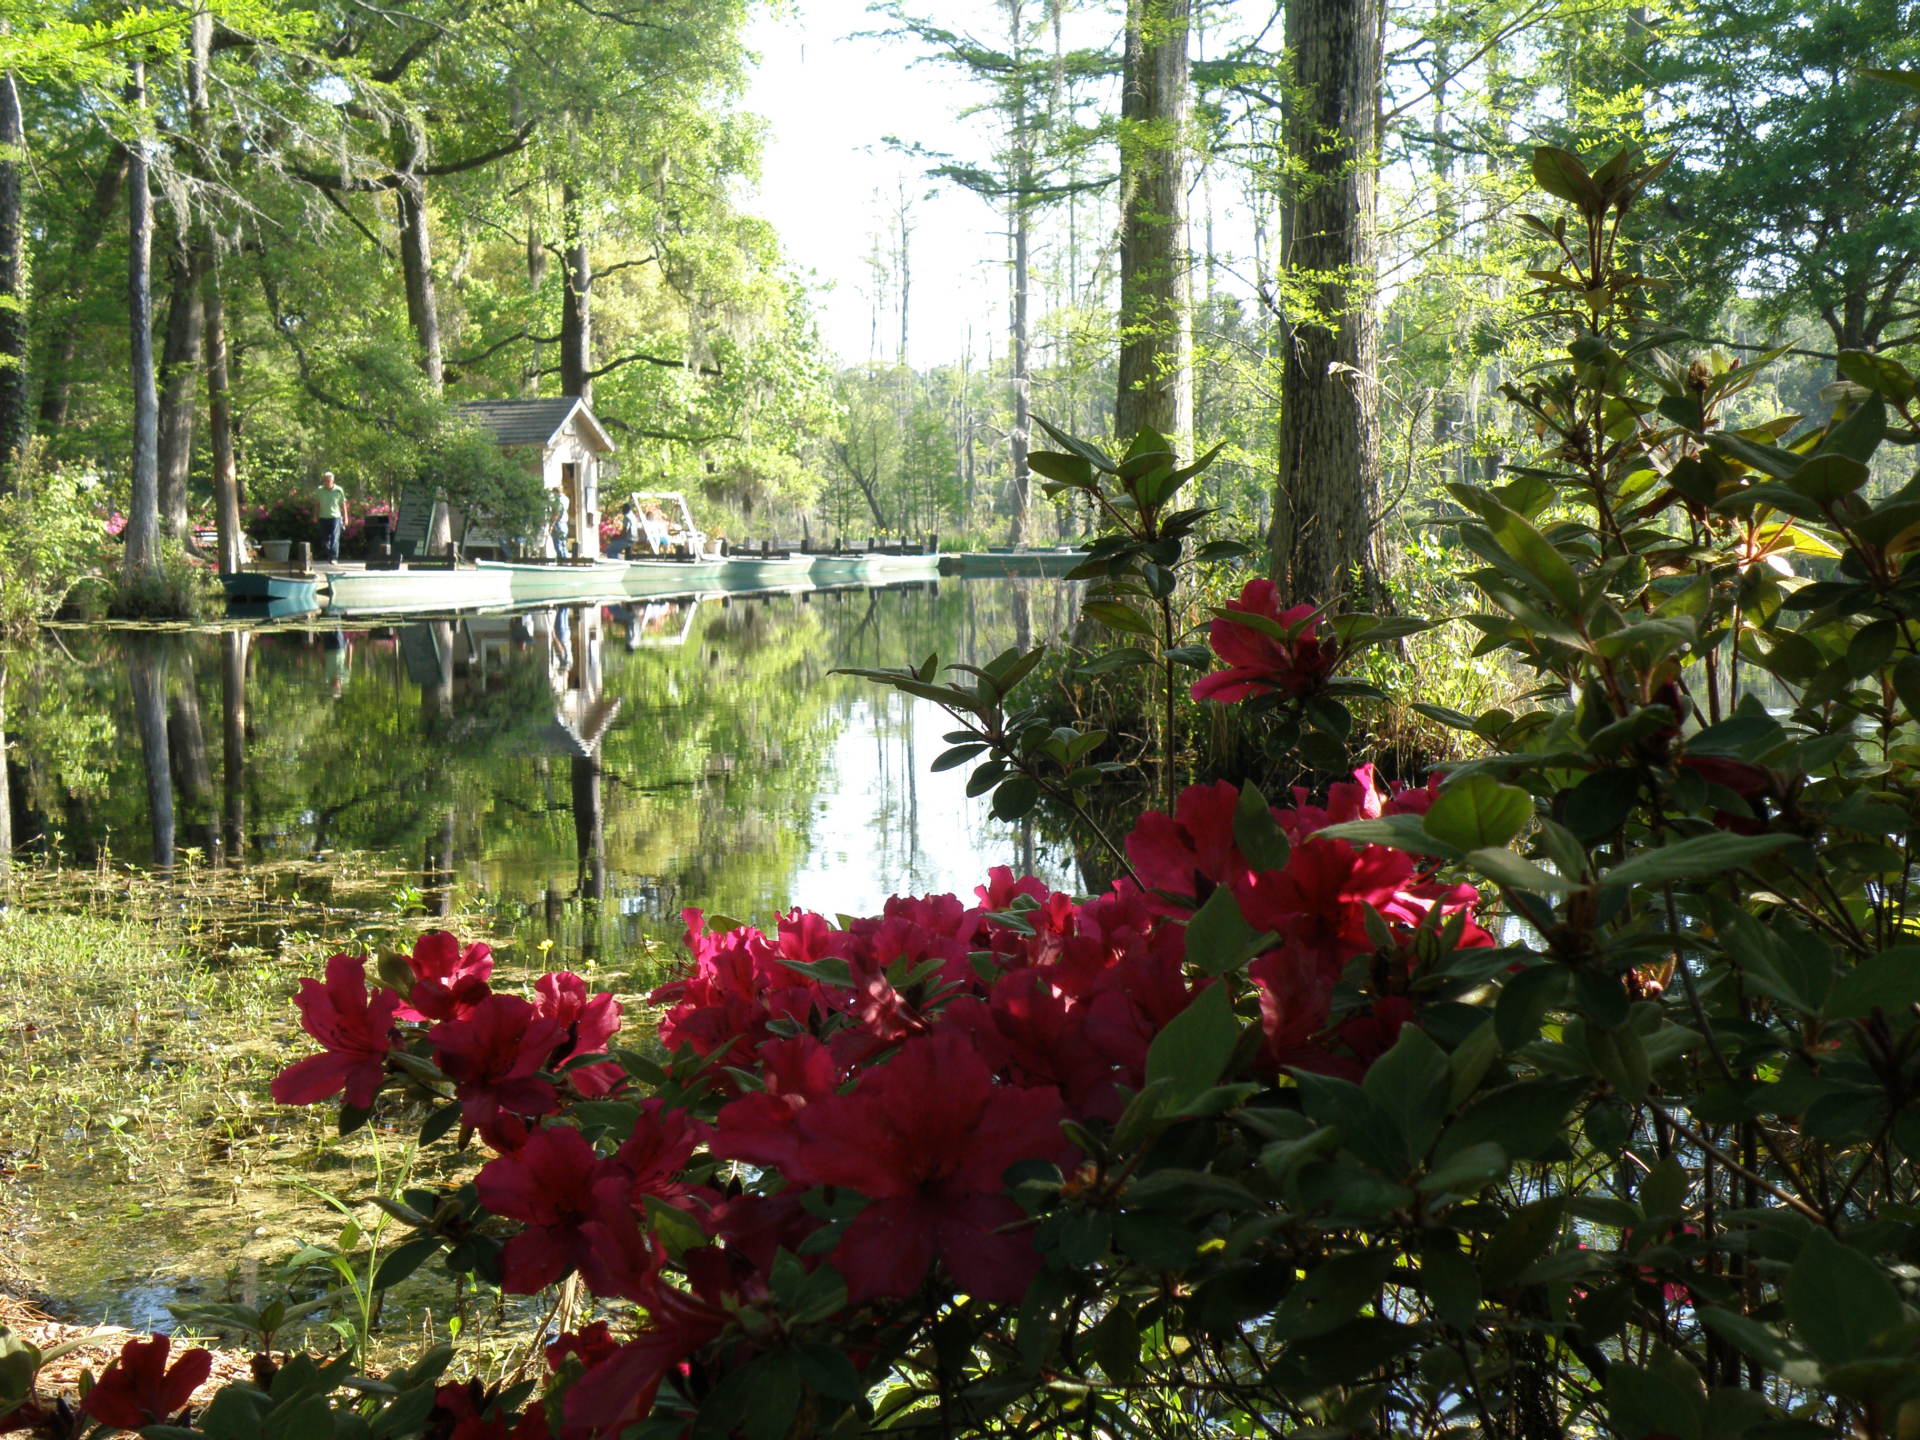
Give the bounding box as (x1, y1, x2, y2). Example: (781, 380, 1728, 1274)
(0, 858, 671, 1377)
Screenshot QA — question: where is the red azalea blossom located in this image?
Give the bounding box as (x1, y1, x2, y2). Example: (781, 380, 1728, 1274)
(474, 1125, 650, 1297)
(718, 1029, 1073, 1303)
(431, 994, 569, 1141)
(1191, 579, 1338, 703)
(271, 953, 401, 1109)
(82, 1334, 214, 1429)
(562, 1287, 726, 1437)
(423, 1380, 552, 1440)
(402, 930, 496, 1022)
(534, 971, 624, 1096)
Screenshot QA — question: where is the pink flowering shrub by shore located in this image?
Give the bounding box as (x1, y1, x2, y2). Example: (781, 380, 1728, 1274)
(234, 750, 1486, 1439)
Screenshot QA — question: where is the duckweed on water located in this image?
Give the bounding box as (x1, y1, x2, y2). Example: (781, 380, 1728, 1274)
(0, 863, 667, 1376)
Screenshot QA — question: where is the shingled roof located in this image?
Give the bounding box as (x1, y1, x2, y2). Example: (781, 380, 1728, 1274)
(455, 397, 614, 452)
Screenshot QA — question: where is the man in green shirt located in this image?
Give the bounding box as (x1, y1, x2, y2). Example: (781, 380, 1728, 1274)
(315, 472, 348, 562)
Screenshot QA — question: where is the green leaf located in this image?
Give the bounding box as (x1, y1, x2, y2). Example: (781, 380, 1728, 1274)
(1291, 1072, 1405, 1173)
(1424, 774, 1533, 851)
(1895, 655, 1920, 720)
(1602, 832, 1794, 887)
(1465, 846, 1575, 894)
(1496, 966, 1569, 1051)
(991, 775, 1040, 821)
(1143, 983, 1239, 1112)
(1786, 1229, 1903, 1367)
(1081, 600, 1156, 637)
(1026, 450, 1096, 489)
(1182, 885, 1277, 976)
(1532, 145, 1604, 211)
(1820, 395, 1888, 464)
(1316, 813, 1462, 860)
(1785, 452, 1870, 504)
(372, 1236, 440, 1291)
(1837, 348, 1917, 403)
(1478, 1195, 1567, 1288)
(1436, 1078, 1586, 1163)
(1827, 945, 1920, 1021)
(1232, 783, 1291, 873)
(1362, 1026, 1451, 1159)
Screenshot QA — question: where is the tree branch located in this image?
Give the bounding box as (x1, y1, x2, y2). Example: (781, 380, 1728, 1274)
(537, 351, 723, 380)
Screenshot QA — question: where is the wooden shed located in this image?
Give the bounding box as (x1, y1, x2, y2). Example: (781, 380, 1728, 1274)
(455, 396, 616, 557)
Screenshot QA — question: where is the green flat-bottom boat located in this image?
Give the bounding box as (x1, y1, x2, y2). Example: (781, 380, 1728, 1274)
(937, 547, 1086, 577)
(222, 570, 330, 604)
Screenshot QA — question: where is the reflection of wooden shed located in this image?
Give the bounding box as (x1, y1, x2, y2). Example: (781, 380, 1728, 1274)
(456, 397, 616, 557)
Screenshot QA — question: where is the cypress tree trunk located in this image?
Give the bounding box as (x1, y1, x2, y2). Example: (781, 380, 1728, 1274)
(396, 153, 451, 551)
(0, 657, 11, 875)
(1114, 0, 1193, 453)
(129, 641, 173, 868)
(1267, 0, 1388, 609)
(36, 150, 127, 433)
(398, 177, 445, 389)
(124, 60, 161, 582)
(220, 629, 247, 862)
(1005, 0, 1034, 546)
(204, 250, 244, 573)
(0, 72, 27, 475)
(1008, 201, 1032, 545)
(561, 183, 592, 402)
(157, 245, 209, 543)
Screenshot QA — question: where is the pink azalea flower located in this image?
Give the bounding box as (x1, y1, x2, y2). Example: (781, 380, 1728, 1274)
(431, 994, 568, 1141)
(82, 1334, 214, 1428)
(475, 1125, 656, 1298)
(1191, 579, 1339, 703)
(400, 930, 495, 1022)
(534, 971, 624, 1096)
(719, 1029, 1072, 1304)
(271, 953, 401, 1108)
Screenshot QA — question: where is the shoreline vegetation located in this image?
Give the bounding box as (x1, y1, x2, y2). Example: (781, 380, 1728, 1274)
(0, 863, 667, 1391)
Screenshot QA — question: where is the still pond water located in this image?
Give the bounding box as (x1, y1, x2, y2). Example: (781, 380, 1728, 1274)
(0, 577, 1087, 1332)
(8, 577, 1086, 926)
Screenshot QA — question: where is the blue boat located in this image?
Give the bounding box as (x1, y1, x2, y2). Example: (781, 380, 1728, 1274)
(222, 570, 329, 604)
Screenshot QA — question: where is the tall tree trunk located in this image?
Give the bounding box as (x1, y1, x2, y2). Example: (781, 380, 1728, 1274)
(124, 60, 161, 581)
(1267, 0, 1387, 609)
(37, 150, 127, 433)
(1114, 0, 1194, 454)
(169, 656, 219, 860)
(157, 244, 209, 543)
(561, 182, 593, 402)
(0, 656, 11, 877)
(397, 178, 444, 389)
(204, 250, 244, 573)
(0, 72, 27, 476)
(397, 160, 452, 550)
(129, 641, 174, 868)
(1005, 0, 1034, 547)
(221, 629, 247, 862)
(1008, 200, 1033, 545)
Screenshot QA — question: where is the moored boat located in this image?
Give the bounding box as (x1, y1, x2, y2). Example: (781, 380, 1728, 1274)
(722, 552, 816, 586)
(624, 555, 732, 594)
(222, 569, 330, 604)
(937, 547, 1086, 577)
(475, 556, 631, 602)
(320, 562, 515, 616)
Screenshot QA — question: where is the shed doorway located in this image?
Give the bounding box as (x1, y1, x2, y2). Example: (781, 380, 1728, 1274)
(562, 462, 582, 555)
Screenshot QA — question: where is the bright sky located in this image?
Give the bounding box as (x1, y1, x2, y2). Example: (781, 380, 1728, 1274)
(743, 0, 1020, 370)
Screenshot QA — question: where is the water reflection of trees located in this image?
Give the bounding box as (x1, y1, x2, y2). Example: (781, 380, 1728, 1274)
(5, 579, 1088, 930)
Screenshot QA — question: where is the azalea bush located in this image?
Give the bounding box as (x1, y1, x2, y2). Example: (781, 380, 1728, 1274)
(13, 146, 1920, 1439)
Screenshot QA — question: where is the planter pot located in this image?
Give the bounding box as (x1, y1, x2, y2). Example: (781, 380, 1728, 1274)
(260, 539, 292, 562)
